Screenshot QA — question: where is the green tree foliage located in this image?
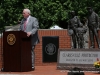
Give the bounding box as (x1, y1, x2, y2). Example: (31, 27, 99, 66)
(0, 0, 100, 29)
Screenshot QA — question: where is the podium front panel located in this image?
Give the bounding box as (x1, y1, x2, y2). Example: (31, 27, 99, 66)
(3, 31, 21, 71)
(3, 31, 32, 72)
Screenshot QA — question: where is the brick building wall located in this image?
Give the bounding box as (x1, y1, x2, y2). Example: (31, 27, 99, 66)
(0, 29, 100, 69)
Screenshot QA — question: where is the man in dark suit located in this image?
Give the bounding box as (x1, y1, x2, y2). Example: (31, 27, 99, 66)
(19, 8, 40, 70)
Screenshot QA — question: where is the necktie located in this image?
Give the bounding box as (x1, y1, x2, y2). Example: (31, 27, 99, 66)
(24, 18, 27, 31)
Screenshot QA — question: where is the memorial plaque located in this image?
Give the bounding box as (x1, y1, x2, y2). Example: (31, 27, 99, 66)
(42, 36, 59, 62)
(57, 49, 100, 71)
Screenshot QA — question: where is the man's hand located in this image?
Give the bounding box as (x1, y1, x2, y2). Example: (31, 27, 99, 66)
(27, 32, 31, 37)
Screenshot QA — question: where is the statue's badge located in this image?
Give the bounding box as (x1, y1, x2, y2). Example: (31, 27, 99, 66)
(7, 34, 16, 45)
(45, 43, 56, 55)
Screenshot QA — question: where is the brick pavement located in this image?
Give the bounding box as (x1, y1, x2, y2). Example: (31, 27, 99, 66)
(0, 66, 100, 75)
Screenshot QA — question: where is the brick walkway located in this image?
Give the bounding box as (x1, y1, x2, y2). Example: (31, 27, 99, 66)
(0, 66, 100, 75)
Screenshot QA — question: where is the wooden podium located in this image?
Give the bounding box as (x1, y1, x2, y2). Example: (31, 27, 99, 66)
(3, 31, 32, 72)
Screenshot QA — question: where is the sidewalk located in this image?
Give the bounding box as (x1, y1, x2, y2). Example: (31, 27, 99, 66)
(0, 66, 100, 75)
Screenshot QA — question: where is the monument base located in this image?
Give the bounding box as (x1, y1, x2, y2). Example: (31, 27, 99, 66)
(57, 48, 100, 71)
